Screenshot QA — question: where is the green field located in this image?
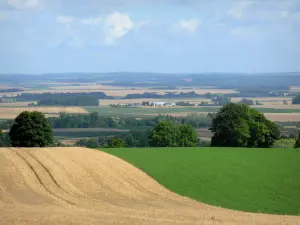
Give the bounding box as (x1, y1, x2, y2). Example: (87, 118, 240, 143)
(86, 106, 300, 116)
(100, 147, 300, 215)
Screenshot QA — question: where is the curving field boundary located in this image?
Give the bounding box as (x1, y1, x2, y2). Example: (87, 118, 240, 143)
(0, 147, 299, 225)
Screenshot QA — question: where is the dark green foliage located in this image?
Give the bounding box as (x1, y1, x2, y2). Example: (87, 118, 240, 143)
(238, 98, 255, 105)
(38, 96, 99, 106)
(210, 103, 280, 148)
(46, 113, 212, 129)
(126, 91, 200, 99)
(149, 121, 198, 147)
(0, 130, 11, 147)
(108, 137, 125, 148)
(9, 111, 54, 147)
(177, 124, 198, 147)
(175, 101, 195, 106)
(292, 94, 300, 104)
(149, 121, 178, 147)
(294, 131, 300, 148)
(294, 139, 300, 148)
(14, 92, 112, 101)
(0, 88, 24, 93)
(75, 130, 150, 148)
(76, 139, 100, 148)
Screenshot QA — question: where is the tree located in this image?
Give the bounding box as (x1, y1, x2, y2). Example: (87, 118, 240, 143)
(9, 111, 54, 147)
(294, 132, 300, 148)
(210, 103, 280, 148)
(108, 137, 125, 148)
(177, 124, 198, 147)
(149, 121, 178, 147)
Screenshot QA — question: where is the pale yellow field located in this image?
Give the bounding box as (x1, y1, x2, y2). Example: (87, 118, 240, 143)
(264, 113, 300, 122)
(231, 97, 293, 103)
(0, 107, 88, 119)
(0, 147, 298, 225)
(289, 86, 300, 92)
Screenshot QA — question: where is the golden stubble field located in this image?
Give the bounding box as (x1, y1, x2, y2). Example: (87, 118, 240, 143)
(0, 147, 298, 225)
(0, 107, 88, 119)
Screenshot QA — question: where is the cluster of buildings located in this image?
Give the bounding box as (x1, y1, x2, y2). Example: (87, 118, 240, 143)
(149, 102, 176, 107)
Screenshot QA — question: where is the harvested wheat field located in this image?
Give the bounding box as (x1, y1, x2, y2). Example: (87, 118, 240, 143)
(0, 147, 299, 225)
(264, 113, 300, 122)
(0, 107, 88, 119)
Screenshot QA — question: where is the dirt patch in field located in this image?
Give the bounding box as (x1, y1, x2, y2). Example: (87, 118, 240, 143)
(0, 147, 298, 225)
(0, 107, 88, 119)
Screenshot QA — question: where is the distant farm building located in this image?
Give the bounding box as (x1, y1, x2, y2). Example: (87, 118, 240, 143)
(150, 102, 176, 107)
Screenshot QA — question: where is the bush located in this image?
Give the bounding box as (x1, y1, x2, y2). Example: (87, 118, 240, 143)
(272, 139, 295, 148)
(108, 137, 125, 148)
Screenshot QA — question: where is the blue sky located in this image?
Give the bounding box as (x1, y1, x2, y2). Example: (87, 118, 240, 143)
(0, 0, 299, 74)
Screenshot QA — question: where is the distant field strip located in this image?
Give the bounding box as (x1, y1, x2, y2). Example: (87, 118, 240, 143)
(0, 107, 88, 119)
(86, 106, 300, 121)
(0, 147, 299, 225)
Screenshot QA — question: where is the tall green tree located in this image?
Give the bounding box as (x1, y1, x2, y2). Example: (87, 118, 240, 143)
(210, 103, 280, 148)
(149, 121, 178, 147)
(177, 124, 198, 147)
(9, 111, 54, 147)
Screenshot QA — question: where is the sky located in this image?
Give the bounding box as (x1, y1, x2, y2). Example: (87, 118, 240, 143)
(0, 0, 299, 74)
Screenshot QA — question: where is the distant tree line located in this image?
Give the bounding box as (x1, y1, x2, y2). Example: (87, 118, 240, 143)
(0, 88, 24, 93)
(38, 96, 99, 106)
(12, 92, 112, 101)
(0, 113, 213, 130)
(292, 94, 300, 104)
(125, 91, 202, 99)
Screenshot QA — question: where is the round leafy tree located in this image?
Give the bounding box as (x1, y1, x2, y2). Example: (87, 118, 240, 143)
(149, 120, 178, 147)
(210, 103, 280, 148)
(9, 111, 54, 147)
(177, 124, 199, 147)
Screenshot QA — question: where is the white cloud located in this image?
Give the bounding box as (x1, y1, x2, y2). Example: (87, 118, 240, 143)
(8, 0, 45, 10)
(57, 15, 74, 24)
(55, 11, 150, 46)
(103, 11, 134, 44)
(173, 19, 201, 34)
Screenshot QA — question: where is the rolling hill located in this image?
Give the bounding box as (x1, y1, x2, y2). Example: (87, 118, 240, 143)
(0, 147, 299, 225)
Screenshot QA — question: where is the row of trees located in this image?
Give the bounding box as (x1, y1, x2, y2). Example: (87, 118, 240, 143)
(2, 103, 300, 148)
(38, 96, 99, 106)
